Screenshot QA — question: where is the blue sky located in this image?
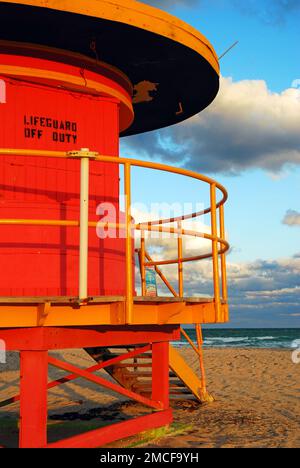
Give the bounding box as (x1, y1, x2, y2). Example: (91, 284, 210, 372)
(122, 0, 300, 327)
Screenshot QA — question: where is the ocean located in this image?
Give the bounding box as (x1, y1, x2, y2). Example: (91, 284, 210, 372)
(176, 328, 300, 349)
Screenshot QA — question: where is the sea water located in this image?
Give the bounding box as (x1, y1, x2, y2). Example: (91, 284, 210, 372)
(175, 328, 300, 349)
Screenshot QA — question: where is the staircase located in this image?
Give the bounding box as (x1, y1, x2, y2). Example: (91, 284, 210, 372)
(84, 242, 215, 404)
(85, 341, 213, 403)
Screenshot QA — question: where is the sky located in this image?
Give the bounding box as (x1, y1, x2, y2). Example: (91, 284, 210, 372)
(121, 0, 300, 328)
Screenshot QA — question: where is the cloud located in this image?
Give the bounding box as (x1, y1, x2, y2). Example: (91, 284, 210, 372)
(135, 227, 300, 325)
(245, 286, 300, 299)
(123, 76, 300, 175)
(132, 206, 213, 262)
(224, 257, 300, 325)
(283, 210, 300, 226)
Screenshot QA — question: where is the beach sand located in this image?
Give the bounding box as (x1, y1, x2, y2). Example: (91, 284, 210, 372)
(0, 348, 299, 448)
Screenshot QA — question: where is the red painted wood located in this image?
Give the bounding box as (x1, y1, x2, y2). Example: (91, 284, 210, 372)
(0, 325, 177, 449)
(48, 355, 162, 410)
(0, 53, 133, 297)
(1, 326, 180, 351)
(0, 345, 152, 409)
(152, 342, 170, 410)
(47, 409, 173, 449)
(19, 351, 48, 448)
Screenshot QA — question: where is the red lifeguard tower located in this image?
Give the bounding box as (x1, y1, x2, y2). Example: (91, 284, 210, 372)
(0, 0, 229, 448)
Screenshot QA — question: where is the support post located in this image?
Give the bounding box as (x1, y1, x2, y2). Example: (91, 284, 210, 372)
(195, 324, 207, 394)
(79, 154, 90, 302)
(125, 163, 133, 323)
(152, 342, 169, 410)
(19, 350, 48, 448)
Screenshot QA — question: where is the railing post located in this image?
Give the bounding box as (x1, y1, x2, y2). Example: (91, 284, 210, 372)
(177, 221, 184, 297)
(219, 204, 228, 321)
(210, 183, 221, 322)
(67, 149, 98, 303)
(125, 163, 133, 323)
(140, 234, 146, 296)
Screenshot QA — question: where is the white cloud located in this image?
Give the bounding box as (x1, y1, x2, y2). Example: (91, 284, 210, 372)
(133, 206, 300, 324)
(136, 237, 300, 319)
(123, 76, 300, 174)
(132, 206, 212, 258)
(245, 286, 300, 299)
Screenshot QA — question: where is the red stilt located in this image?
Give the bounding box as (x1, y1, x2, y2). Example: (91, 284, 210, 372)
(19, 351, 48, 449)
(0, 327, 177, 448)
(152, 342, 170, 410)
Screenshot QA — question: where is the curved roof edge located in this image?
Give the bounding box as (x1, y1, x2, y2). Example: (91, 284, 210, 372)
(1, 0, 219, 75)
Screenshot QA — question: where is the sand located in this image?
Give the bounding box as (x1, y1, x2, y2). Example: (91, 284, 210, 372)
(0, 348, 299, 448)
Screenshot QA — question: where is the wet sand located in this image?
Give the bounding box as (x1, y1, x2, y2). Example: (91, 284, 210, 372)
(0, 348, 299, 448)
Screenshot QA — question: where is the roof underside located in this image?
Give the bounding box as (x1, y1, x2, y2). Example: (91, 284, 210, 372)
(0, 1, 220, 136)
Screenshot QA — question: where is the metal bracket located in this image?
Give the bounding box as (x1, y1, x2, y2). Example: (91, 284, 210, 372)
(67, 148, 99, 159)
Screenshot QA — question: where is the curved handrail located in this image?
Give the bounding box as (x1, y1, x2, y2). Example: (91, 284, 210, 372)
(0, 148, 228, 205)
(0, 148, 229, 323)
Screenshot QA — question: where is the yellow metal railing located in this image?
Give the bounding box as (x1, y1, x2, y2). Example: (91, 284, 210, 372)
(0, 148, 229, 324)
(137, 242, 214, 397)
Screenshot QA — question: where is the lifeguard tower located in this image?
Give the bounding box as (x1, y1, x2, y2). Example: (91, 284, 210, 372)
(0, 0, 229, 448)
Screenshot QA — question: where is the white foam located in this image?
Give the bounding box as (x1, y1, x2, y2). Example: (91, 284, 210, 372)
(257, 336, 275, 340)
(291, 339, 300, 348)
(207, 337, 249, 343)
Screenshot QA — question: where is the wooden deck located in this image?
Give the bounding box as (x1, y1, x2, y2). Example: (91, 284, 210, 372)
(0, 296, 229, 328)
(0, 296, 214, 304)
